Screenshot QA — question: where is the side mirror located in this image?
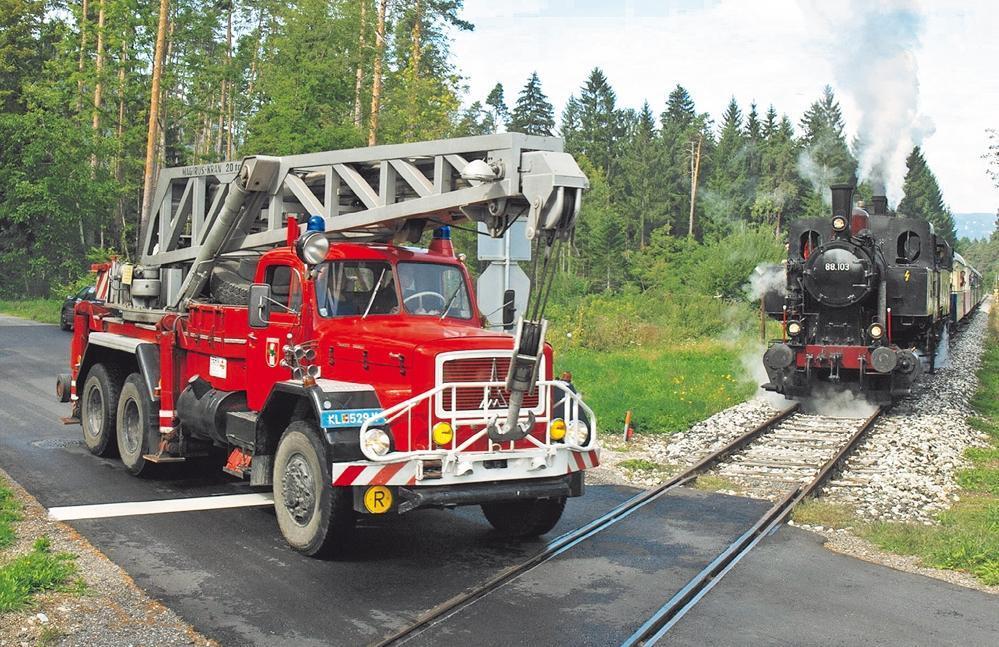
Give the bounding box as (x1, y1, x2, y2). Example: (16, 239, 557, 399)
(248, 283, 272, 328)
(502, 289, 516, 331)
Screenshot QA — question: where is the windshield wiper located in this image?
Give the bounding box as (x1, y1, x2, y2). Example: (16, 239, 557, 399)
(439, 284, 464, 319)
(362, 268, 388, 319)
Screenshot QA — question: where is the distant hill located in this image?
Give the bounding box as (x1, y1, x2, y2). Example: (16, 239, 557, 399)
(953, 212, 996, 241)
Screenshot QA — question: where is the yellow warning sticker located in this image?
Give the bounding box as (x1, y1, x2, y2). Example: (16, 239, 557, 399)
(904, 270, 911, 282)
(363, 486, 393, 514)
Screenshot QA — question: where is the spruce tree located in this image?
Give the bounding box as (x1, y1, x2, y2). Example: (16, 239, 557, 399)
(509, 72, 555, 136)
(898, 146, 957, 243)
(704, 97, 750, 229)
(485, 82, 509, 128)
(799, 85, 858, 215)
(572, 67, 622, 179)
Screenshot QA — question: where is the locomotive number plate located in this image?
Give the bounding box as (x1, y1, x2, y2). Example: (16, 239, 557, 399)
(824, 262, 851, 271)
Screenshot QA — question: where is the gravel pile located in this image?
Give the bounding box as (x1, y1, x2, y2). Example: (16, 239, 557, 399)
(821, 305, 992, 522)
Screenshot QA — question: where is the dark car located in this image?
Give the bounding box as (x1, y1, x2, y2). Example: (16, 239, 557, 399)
(60, 285, 98, 331)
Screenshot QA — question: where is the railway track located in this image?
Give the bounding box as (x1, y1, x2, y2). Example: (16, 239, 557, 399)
(373, 404, 882, 647)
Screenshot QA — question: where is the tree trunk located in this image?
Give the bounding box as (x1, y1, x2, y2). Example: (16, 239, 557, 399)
(76, 0, 89, 114)
(115, 40, 129, 257)
(90, 0, 106, 159)
(352, 0, 367, 129)
(367, 0, 388, 146)
(407, 0, 421, 139)
(140, 0, 170, 247)
(224, 2, 233, 159)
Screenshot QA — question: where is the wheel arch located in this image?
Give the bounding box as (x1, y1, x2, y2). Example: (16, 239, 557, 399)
(78, 341, 159, 401)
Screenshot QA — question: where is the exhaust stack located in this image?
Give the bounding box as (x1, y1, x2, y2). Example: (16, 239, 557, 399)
(871, 195, 888, 216)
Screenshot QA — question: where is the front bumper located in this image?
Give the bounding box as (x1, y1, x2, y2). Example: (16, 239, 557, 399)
(354, 472, 585, 514)
(331, 445, 600, 489)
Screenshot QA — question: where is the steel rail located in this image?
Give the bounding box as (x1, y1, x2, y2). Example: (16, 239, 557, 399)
(622, 406, 883, 646)
(371, 404, 800, 647)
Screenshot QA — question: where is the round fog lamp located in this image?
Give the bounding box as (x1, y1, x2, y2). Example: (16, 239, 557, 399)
(567, 420, 590, 446)
(868, 322, 884, 340)
(832, 215, 848, 231)
(296, 231, 330, 265)
(787, 320, 802, 336)
(432, 422, 454, 446)
(549, 418, 567, 441)
(362, 428, 391, 456)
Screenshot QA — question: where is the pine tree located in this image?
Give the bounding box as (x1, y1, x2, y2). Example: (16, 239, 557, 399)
(484, 82, 508, 128)
(898, 146, 957, 243)
(753, 113, 807, 235)
(799, 85, 857, 215)
(704, 97, 750, 229)
(570, 67, 622, 179)
(762, 105, 778, 140)
(614, 101, 666, 248)
(509, 72, 554, 136)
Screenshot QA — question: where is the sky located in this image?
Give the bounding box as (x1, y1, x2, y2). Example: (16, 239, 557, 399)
(451, 0, 999, 214)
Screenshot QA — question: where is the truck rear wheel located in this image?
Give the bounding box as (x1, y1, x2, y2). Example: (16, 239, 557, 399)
(116, 374, 158, 477)
(273, 420, 354, 557)
(81, 363, 123, 457)
(481, 497, 566, 538)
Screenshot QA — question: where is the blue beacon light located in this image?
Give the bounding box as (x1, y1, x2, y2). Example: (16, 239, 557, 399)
(307, 214, 326, 232)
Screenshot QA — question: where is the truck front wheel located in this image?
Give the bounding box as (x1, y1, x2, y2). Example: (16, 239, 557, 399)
(481, 497, 566, 537)
(116, 374, 158, 477)
(81, 363, 123, 457)
(273, 420, 354, 557)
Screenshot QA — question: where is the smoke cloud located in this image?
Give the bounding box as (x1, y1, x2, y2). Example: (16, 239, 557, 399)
(801, 0, 934, 203)
(745, 262, 786, 301)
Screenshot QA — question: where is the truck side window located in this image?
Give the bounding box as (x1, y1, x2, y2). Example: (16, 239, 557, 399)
(265, 265, 301, 310)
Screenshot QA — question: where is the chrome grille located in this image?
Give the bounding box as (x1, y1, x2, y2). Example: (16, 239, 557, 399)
(439, 356, 540, 414)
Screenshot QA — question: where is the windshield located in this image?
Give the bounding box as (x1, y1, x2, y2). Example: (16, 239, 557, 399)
(314, 261, 399, 317)
(398, 262, 472, 319)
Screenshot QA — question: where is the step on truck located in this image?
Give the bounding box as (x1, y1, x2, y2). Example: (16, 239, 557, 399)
(56, 134, 599, 556)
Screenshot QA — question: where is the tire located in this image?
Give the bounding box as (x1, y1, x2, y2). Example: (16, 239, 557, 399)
(81, 363, 123, 457)
(59, 306, 72, 331)
(116, 374, 159, 477)
(273, 420, 354, 557)
(481, 497, 566, 538)
(209, 259, 257, 305)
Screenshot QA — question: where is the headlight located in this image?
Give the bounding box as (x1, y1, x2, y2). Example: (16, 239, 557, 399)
(549, 418, 567, 441)
(295, 231, 329, 265)
(786, 320, 802, 336)
(832, 215, 848, 231)
(361, 428, 391, 456)
(567, 420, 590, 446)
(868, 322, 884, 340)
(432, 422, 453, 446)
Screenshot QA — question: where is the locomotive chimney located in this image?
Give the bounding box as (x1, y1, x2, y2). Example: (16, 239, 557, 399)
(830, 183, 854, 238)
(871, 195, 888, 215)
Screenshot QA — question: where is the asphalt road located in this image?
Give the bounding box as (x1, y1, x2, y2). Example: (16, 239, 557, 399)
(1, 314, 996, 646)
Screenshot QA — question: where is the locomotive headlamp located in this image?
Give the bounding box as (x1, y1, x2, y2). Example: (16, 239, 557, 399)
(831, 215, 848, 232)
(431, 421, 454, 447)
(361, 428, 391, 457)
(787, 320, 803, 336)
(868, 322, 885, 340)
(549, 418, 567, 441)
(566, 420, 590, 447)
(295, 230, 329, 265)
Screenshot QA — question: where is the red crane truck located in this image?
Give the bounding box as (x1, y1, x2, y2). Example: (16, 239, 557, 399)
(56, 134, 599, 556)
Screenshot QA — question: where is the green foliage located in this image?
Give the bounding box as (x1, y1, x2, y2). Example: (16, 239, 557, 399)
(898, 146, 958, 243)
(557, 342, 754, 435)
(0, 536, 79, 612)
(791, 499, 856, 529)
(0, 299, 62, 324)
(0, 483, 21, 549)
(509, 72, 554, 136)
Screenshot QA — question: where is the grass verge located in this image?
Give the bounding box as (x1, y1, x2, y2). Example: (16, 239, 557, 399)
(692, 474, 744, 494)
(0, 299, 62, 325)
(792, 499, 856, 529)
(857, 308, 999, 585)
(0, 478, 80, 613)
(558, 341, 756, 435)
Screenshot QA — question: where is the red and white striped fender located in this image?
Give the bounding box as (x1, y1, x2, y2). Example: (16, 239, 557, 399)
(329, 448, 600, 488)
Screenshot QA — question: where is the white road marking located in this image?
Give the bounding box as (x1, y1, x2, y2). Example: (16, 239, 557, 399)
(48, 493, 275, 521)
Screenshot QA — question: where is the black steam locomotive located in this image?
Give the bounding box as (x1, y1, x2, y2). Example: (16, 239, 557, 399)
(761, 184, 984, 405)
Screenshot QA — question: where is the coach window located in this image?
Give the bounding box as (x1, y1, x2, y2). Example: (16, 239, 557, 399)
(897, 231, 920, 263)
(800, 231, 820, 260)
